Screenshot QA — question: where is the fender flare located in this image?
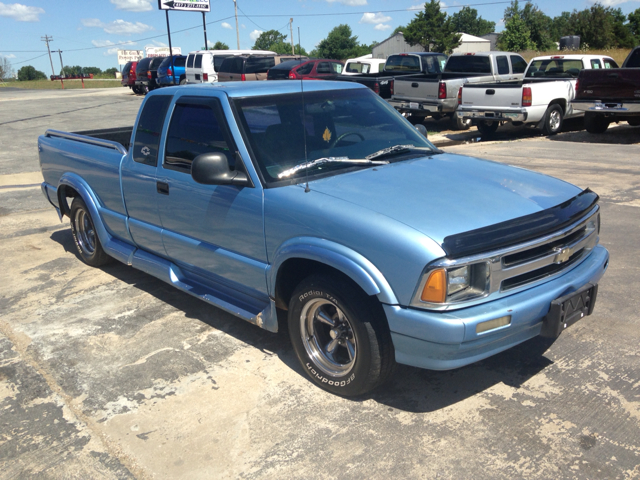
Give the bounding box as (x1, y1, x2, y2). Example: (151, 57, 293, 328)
(269, 237, 399, 305)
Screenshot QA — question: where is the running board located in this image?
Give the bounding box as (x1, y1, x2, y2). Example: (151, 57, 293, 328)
(103, 239, 277, 332)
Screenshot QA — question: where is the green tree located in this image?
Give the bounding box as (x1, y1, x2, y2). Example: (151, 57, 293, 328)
(498, 13, 534, 51)
(0, 57, 14, 80)
(252, 30, 287, 51)
(392, 25, 405, 36)
(17, 65, 47, 81)
(208, 41, 229, 50)
(61, 65, 83, 76)
(450, 7, 495, 37)
(521, 3, 554, 50)
(549, 12, 571, 41)
(629, 8, 640, 39)
(403, 0, 461, 53)
(83, 66, 102, 75)
(566, 3, 633, 49)
(314, 24, 371, 60)
(104, 67, 118, 77)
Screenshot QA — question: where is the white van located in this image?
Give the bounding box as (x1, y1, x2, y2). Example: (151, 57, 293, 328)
(185, 49, 276, 84)
(342, 57, 387, 76)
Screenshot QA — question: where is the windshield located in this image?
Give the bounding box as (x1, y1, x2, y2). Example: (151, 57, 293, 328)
(525, 59, 583, 78)
(233, 88, 437, 185)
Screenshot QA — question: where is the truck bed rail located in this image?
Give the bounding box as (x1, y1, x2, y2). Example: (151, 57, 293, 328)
(45, 129, 129, 155)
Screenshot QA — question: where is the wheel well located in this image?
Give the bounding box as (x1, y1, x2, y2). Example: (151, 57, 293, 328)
(57, 185, 79, 218)
(549, 99, 567, 113)
(275, 258, 366, 311)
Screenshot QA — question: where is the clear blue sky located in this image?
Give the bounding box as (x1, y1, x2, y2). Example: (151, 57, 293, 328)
(1, 0, 639, 74)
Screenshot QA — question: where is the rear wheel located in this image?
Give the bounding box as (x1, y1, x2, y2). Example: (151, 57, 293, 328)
(288, 274, 395, 396)
(450, 113, 471, 131)
(627, 118, 640, 127)
(70, 198, 112, 267)
(477, 120, 499, 136)
(179, 78, 187, 85)
(584, 113, 610, 134)
(541, 104, 563, 135)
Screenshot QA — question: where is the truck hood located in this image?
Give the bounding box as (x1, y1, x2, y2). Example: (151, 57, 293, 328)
(309, 152, 582, 247)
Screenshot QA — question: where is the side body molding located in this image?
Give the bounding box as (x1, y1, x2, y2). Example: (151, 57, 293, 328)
(269, 237, 399, 305)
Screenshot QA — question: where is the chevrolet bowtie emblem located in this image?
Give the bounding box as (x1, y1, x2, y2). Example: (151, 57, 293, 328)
(553, 246, 573, 264)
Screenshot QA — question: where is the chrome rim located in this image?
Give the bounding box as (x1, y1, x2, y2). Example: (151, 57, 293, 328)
(300, 298, 356, 377)
(549, 110, 561, 131)
(74, 209, 96, 256)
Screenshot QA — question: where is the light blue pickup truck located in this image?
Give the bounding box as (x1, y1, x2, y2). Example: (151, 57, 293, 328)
(39, 81, 609, 396)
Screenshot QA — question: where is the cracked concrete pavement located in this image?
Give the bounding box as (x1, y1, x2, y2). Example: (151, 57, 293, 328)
(0, 87, 639, 479)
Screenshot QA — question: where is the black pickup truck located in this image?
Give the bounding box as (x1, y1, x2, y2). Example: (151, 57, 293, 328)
(333, 53, 448, 99)
(572, 46, 640, 133)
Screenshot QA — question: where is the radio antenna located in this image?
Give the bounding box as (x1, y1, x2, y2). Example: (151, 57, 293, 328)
(298, 26, 310, 193)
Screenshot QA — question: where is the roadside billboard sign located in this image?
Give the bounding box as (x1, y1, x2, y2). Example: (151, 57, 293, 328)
(158, 0, 210, 12)
(117, 50, 144, 65)
(145, 46, 182, 57)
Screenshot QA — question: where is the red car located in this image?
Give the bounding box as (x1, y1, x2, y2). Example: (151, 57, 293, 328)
(267, 59, 344, 80)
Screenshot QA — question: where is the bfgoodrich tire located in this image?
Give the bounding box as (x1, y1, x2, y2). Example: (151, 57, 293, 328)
(288, 274, 395, 396)
(70, 197, 112, 267)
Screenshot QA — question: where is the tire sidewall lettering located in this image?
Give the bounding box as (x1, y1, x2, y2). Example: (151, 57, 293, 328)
(298, 290, 338, 304)
(306, 363, 355, 387)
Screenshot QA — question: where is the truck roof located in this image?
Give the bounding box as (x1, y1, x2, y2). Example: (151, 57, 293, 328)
(531, 54, 613, 61)
(157, 79, 367, 98)
(449, 51, 518, 57)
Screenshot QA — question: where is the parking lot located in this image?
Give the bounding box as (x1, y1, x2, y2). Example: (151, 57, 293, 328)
(1, 87, 639, 479)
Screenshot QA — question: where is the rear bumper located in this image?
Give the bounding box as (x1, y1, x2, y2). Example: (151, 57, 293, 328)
(385, 245, 609, 370)
(571, 100, 640, 115)
(457, 107, 528, 123)
(388, 98, 456, 115)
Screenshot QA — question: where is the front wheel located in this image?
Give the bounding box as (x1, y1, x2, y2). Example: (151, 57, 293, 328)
(288, 274, 395, 396)
(584, 113, 610, 134)
(70, 198, 112, 267)
(477, 120, 499, 136)
(541, 104, 563, 135)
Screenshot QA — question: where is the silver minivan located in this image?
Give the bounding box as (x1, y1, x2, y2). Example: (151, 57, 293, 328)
(185, 49, 276, 84)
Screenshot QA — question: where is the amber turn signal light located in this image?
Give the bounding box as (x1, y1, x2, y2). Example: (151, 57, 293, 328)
(420, 268, 447, 303)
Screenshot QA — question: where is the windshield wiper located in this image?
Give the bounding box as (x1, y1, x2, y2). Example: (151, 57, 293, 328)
(277, 157, 389, 179)
(366, 144, 436, 160)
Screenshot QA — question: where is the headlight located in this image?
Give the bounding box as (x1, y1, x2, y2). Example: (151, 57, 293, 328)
(413, 261, 490, 307)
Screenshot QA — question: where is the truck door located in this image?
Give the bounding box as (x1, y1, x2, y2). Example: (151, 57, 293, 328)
(121, 94, 173, 255)
(494, 55, 512, 82)
(155, 95, 268, 297)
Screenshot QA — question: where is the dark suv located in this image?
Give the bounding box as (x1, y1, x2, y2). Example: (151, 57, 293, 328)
(134, 57, 166, 94)
(217, 55, 306, 82)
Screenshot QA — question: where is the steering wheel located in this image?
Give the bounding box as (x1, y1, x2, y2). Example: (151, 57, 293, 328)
(329, 131, 365, 148)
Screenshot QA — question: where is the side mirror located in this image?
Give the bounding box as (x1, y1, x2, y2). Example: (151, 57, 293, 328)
(415, 124, 428, 138)
(191, 152, 249, 186)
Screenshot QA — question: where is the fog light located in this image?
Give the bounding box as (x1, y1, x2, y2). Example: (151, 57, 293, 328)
(476, 315, 511, 334)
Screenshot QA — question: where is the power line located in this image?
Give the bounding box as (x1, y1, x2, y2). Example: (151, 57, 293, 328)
(13, 53, 49, 65)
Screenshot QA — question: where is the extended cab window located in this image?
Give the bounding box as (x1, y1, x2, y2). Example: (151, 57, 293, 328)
(590, 59, 602, 69)
(496, 56, 509, 75)
(133, 95, 172, 166)
(510, 55, 527, 74)
(164, 99, 234, 172)
(603, 58, 619, 69)
(423, 56, 446, 74)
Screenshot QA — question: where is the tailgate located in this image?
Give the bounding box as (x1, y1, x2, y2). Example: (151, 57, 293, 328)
(461, 84, 523, 108)
(393, 77, 439, 101)
(577, 69, 640, 102)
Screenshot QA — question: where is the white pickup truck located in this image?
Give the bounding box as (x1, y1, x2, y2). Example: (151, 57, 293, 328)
(388, 51, 528, 130)
(456, 54, 620, 135)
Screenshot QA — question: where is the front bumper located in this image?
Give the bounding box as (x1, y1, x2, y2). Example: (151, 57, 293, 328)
(571, 100, 640, 115)
(457, 108, 528, 123)
(385, 245, 609, 370)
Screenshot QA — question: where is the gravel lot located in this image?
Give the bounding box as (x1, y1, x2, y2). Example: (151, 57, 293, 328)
(1, 87, 639, 479)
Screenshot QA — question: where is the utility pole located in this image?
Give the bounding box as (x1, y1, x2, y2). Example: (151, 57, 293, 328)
(54, 49, 65, 88)
(233, 0, 240, 49)
(41, 35, 55, 77)
(290, 18, 294, 55)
